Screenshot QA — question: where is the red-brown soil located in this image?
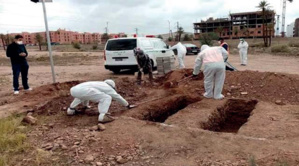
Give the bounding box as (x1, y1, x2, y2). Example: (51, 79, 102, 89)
(3, 69, 299, 166)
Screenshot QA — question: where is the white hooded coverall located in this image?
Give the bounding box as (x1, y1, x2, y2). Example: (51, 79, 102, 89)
(69, 81, 129, 121)
(171, 42, 187, 69)
(193, 45, 228, 99)
(238, 41, 249, 65)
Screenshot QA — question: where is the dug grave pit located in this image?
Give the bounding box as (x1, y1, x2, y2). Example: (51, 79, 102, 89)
(124, 94, 201, 123)
(200, 99, 258, 133)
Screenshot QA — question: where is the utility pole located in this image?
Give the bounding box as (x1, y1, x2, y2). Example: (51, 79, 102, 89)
(276, 15, 280, 36)
(281, 0, 286, 37)
(135, 28, 138, 35)
(176, 22, 180, 41)
(168, 20, 171, 38)
(106, 22, 109, 34)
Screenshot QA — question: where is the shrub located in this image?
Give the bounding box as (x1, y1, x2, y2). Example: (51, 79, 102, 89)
(271, 44, 290, 53)
(250, 42, 264, 48)
(168, 37, 173, 42)
(288, 41, 299, 47)
(72, 42, 81, 49)
(92, 45, 98, 50)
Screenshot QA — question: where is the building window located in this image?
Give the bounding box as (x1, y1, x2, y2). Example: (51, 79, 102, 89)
(257, 25, 261, 28)
(258, 31, 261, 34)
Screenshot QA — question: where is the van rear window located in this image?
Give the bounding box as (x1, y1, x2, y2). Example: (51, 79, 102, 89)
(106, 39, 137, 51)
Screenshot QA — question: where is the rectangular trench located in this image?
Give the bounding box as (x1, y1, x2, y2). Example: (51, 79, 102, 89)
(201, 99, 258, 133)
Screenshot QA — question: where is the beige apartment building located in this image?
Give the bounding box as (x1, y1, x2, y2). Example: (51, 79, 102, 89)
(0, 28, 102, 46)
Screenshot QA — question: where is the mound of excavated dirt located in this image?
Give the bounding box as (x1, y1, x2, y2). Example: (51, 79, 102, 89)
(224, 71, 299, 104)
(158, 69, 299, 105)
(17, 81, 80, 102)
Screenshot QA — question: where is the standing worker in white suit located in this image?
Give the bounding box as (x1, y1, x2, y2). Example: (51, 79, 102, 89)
(67, 80, 135, 123)
(238, 38, 249, 66)
(170, 42, 187, 69)
(192, 45, 228, 100)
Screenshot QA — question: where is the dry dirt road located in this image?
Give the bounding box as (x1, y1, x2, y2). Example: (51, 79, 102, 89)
(1, 51, 299, 92)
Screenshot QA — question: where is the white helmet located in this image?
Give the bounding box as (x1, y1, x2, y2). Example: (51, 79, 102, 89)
(104, 79, 116, 89)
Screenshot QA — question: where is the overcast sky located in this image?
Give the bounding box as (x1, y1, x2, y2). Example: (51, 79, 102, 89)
(0, 0, 298, 35)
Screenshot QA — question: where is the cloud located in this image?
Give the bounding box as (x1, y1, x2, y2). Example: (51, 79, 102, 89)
(0, 0, 298, 35)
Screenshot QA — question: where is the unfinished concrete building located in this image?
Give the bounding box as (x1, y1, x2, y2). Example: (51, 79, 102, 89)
(194, 11, 275, 39)
(294, 18, 299, 37)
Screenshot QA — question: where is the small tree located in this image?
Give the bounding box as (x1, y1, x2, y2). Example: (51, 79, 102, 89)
(199, 32, 219, 46)
(157, 35, 163, 39)
(216, 26, 224, 37)
(35, 33, 43, 51)
(168, 37, 173, 42)
(0, 34, 6, 50)
(233, 27, 239, 38)
(242, 27, 250, 38)
(101, 33, 110, 43)
(183, 34, 191, 41)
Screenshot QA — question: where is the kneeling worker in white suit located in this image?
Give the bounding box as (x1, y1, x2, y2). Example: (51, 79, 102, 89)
(67, 80, 135, 123)
(192, 45, 228, 100)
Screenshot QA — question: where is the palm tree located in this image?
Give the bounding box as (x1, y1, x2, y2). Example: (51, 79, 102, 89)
(257, 0, 270, 47)
(177, 27, 184, 41)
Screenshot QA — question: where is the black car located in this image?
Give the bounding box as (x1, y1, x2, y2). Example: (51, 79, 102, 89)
(184, 44, 200, 55)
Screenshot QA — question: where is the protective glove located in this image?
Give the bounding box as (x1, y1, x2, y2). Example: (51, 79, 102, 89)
(127, 104, 136, 109)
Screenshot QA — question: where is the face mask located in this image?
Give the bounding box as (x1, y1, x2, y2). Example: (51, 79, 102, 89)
(17, 41, 23, 45)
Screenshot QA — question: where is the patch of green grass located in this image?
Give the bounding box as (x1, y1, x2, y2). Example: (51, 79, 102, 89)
(0, 115, 28, 165)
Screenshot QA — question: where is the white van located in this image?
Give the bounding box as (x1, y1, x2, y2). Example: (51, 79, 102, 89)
(104, 37, 175, 73)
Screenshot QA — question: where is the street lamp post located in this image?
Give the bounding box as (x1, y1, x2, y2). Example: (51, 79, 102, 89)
(31, 0, 56, 83)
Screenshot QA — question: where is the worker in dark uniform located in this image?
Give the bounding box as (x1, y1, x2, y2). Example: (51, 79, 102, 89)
(133, 48, 153, 85)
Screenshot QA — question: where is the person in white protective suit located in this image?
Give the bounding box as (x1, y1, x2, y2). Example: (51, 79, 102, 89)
(170, 42, 187, 69)
(192, 45, 228, 100)
(67, 80, 135, 123)
(238, 38, 249, 66)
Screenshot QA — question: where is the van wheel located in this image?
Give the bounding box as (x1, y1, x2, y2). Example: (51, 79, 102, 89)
(112, 69, 120, 74)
